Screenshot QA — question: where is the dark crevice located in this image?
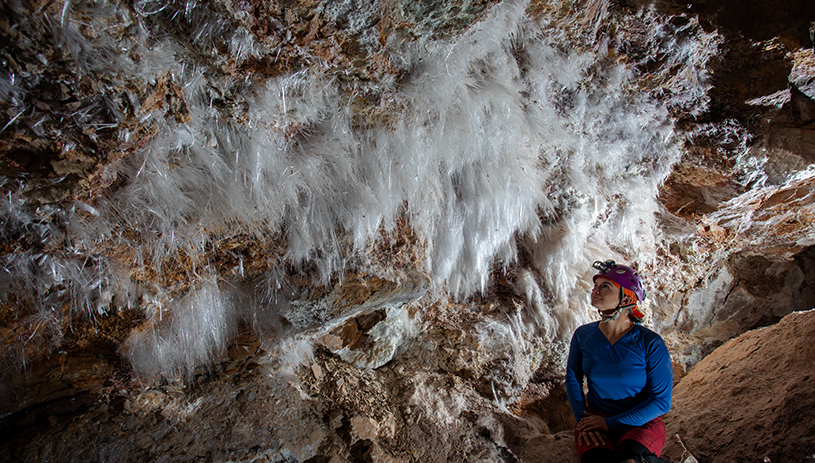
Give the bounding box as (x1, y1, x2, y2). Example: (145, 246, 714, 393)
(349, 439, 373, 463)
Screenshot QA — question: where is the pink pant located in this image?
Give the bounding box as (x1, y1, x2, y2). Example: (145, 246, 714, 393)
(574, 416, 666, 460)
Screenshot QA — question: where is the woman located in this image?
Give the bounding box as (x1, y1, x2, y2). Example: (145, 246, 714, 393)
(565, 260, 673, 463)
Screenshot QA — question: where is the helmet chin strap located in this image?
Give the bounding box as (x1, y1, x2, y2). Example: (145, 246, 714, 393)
(599, 285, 636, 321)
(598, 303, 637, 321)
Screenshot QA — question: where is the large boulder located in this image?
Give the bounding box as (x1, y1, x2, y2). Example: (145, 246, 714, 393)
(664, 310, 815, 463)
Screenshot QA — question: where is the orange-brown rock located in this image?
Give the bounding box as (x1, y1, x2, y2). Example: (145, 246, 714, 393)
(664, 309, 815, 463)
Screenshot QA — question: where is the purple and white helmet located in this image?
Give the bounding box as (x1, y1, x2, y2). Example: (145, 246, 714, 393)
(592, 260, 646, 302)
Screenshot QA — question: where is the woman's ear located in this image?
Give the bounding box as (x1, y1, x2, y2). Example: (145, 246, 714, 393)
(621, 294, 635, 306)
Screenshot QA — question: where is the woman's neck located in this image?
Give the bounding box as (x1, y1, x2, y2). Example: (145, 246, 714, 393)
(599, 312, 635, 344)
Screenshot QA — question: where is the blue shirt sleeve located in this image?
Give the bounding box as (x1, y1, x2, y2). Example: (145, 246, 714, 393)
(604, 332, 673, 431)
(564, 328, 588, 423)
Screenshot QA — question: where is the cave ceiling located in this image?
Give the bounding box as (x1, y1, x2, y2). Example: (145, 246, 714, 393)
(1, 0, 814, 461)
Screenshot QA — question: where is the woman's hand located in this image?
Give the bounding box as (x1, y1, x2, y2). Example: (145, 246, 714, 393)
(577, 429, 606, 447)
(575, 412, 609, 447)
(576, 413, 609, 433)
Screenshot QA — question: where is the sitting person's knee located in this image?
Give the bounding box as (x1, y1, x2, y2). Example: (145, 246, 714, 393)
(581, 447, 615, 463)
(614, 439, 650, 461)
(614, 439, 670, 463)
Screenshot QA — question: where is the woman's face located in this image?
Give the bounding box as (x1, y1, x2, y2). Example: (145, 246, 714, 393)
(591, 277, 620, 310)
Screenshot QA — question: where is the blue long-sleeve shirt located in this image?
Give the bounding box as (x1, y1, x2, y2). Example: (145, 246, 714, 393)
(565, 322, 672, 432)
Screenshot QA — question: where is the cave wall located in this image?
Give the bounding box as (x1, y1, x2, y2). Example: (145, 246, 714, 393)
(0, 0, 814, 461)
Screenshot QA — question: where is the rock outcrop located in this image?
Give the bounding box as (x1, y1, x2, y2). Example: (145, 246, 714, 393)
(1, 0, 814, 461)
(664, 310, 815, 463)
